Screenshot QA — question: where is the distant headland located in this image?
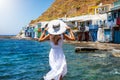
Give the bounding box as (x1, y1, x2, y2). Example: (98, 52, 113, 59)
(0, 35, 37, 41)
(0, 35, 15, 39)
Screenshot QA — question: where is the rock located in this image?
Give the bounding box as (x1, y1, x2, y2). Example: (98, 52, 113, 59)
(92, 54, 107, 57)
(111, 49, 120, 57)
(75, 47, 98, 53)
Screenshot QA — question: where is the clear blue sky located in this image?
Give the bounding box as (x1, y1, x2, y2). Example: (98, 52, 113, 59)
(0, 0, 54, 35)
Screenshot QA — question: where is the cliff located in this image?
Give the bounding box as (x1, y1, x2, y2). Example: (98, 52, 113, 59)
(30, 0, 116, 24)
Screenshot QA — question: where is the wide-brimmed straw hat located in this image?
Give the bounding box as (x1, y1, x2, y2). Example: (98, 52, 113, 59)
(47, 20, 67, 35)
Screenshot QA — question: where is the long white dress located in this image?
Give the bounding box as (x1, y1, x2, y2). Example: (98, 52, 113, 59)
(44, 35, 67, 80)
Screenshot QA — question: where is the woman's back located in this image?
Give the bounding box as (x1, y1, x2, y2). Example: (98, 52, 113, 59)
(50, 34, 63, 49)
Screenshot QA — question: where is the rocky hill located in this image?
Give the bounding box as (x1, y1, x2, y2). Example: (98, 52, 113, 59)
(30, 0, 116, 24)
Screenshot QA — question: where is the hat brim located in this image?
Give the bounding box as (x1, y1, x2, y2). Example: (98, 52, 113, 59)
(48, 20, 67, 35)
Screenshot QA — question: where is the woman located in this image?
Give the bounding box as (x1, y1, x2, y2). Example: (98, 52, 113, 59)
(39, 20, 75, 80)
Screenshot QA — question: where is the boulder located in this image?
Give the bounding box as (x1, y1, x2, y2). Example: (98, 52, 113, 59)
(111, 49, 120, 57)
(75, 47, 98, 53)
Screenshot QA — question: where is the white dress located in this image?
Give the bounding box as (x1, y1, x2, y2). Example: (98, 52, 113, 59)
(44, 35, 67, 80)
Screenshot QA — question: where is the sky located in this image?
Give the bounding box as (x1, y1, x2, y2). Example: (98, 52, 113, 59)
(0, 0, 54, 35)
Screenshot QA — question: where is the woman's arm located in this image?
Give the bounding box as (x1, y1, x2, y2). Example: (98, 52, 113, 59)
(64, 26, 75, 41)
(38, 28, 50, 42)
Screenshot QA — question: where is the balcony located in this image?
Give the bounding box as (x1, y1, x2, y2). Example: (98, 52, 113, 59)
(114, 0, 120, 7)
(111, 0, 120, 11)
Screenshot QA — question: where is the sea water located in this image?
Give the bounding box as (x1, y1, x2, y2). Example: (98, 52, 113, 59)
(0, 39, 120, 80)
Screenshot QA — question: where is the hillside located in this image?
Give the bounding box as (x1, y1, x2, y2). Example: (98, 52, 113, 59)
(30, 0, 116, 24)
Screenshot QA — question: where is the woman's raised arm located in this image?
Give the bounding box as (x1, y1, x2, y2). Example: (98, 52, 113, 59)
(38, 27, 50, 42)
(64, 26, 75, 41)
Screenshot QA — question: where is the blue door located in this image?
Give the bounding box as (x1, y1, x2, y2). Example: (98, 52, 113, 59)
(104, 29, 111, 42)
(113, 31, 120, 43)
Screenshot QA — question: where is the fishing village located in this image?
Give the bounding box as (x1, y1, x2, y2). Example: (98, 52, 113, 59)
(0, 0, 120, 80)
(14, 0, 120, 57)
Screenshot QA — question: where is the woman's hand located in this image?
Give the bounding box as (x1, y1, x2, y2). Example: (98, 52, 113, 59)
(42, 27, 49, 33)
(44, 27, 49, 31)
(65, 26, 72, 32)
(64, 26, 75, 41)
(65, 26, 71, 30)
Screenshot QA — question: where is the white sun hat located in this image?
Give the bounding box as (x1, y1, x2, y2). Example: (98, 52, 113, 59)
(47, 20, 67, 35)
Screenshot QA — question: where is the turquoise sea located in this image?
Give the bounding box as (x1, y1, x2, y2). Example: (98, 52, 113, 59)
(0, 39, 120, 80)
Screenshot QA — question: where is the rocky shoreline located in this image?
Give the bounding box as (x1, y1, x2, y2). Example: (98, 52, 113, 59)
(65, 41, 120, 57)
(64, 41, 120, 50)
(0, 35, 36, 41)
(0, 35, 15, 39)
